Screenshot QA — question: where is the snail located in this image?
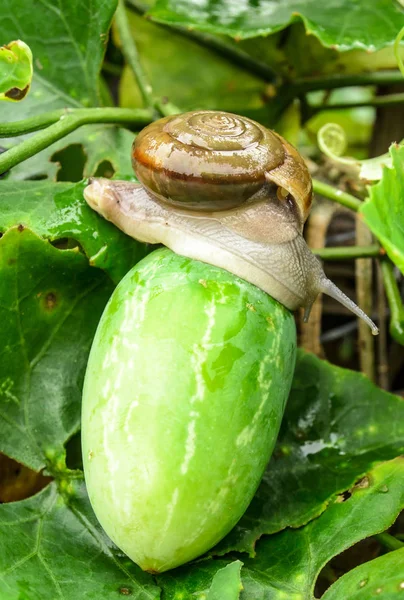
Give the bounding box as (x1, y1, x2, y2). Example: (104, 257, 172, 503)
(84, 110, 378, 332)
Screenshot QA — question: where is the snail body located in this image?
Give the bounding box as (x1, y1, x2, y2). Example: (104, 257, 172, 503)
(84, 110, 378, 332)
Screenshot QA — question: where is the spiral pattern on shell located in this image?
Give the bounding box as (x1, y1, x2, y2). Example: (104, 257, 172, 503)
(132, 110, 312, 217)
(167, 111, 266, 151)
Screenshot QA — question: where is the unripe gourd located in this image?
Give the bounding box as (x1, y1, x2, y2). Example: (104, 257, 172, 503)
(82, 248, 296, 573)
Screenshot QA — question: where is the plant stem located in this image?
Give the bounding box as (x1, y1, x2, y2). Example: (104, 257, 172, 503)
(380, 260, 404, 345)
(292, 70, 404, 94)
(115, 0, 155, 111)
(0, 107, 152, 138)
(0, 108, 153, 174)
(374, 532, 404, 551)
(312, 179, 362, 212)
(309, 92, 404, 114)
(102, 61, 124, 77)
(126, 0, 277, 82)
(313, 245, 381, 261)
(394, 26, 404, 79)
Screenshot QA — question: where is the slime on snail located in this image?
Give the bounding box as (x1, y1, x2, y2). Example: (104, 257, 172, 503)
(84, 110, 378, 334)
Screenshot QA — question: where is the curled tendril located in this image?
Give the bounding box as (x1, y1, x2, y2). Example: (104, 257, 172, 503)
(317, 122, 393, 182)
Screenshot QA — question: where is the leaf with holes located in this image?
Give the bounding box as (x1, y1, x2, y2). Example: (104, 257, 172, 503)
(149, 0, 404, 48)
(0, 479, 160, 600)
(0, 0, 115, 107)
(213, 350, 404, 556)
(239, 458, 404, 598)
(360, 144, 404, 275)
(322, 547, 404, 599)
(0, 226, 114, 470)
(0, 0, 138, 181)
(0, 180, 149, 283)
(0, 40, 32, 102)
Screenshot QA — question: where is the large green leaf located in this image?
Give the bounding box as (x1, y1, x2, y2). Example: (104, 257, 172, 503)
(240, 458, 404, 598)
(360, 144, 404, 274)
(150, 0, 404, 49)
(0, 226, 114, 470)
(0, 0, 140, 181)
(214, 350, 404, 555)
(322, 547, 404, 600)
(0, 479, 160, 599)
(0, 180, 149, 283)
(0, 0, 116, 107)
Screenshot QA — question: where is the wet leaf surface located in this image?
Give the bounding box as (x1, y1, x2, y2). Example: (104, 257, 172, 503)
(240, 458, 404, 599)
(150, 0, 404, 49)
(0, 180, 149, 283)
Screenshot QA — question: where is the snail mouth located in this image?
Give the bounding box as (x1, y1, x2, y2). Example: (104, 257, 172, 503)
(83, 179, 102, 209)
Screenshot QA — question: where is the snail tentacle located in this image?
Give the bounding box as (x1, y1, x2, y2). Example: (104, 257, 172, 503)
(318, 277, 379, 335)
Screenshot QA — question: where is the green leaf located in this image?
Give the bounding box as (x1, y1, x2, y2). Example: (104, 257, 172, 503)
(150, 0, 404, 49)
(0, 226, 114, 470)
(322, 547, 404, 599)
(118, 10, 269, 120)
(0, 180, 149, 283)
(0, 0, 136, 181)
(240, 458, 404, 598)
(207, 561, 243, 600)
(360, 144, 404, 274)
(0, 0, 116, 107)
(158, 560, 243, 600)
(0, 479, 160, 600)
(0, 40, 32, 102)
(214, 350, 404, 555)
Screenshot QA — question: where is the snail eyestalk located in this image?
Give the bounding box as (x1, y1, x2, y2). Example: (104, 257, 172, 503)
(320, 277, 379, 335)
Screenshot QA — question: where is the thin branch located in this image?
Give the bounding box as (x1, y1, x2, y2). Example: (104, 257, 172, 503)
(394, 26, 404, 79)
(102, 61, 124, 77)
(380, 260, 404, 346)
(126, 0, 278, 82)
(374, 532, 404, 551)
(115, 0, 155, 111)
(292, 70, 404, 94)
(309, 92, 404, 114)
(312, 179, 362, 212)
(0, 107, 152, 138)
(0, 108, 153, 175)
(313, 245, 381, 261)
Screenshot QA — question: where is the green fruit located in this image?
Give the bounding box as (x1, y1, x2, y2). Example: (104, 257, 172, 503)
(82, 248, 296, 573)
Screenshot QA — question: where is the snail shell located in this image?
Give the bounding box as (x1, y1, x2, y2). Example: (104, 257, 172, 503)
(132, 111, 312, 227)
(84, 111, 378, 334)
